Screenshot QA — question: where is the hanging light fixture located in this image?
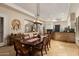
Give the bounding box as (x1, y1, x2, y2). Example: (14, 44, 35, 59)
(33, 3, 42, 32)
(36, 3, 40, 20)
(34, 3, 42, 24)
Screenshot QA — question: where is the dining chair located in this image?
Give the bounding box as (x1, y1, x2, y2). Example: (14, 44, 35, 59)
(32, 37, 48, 56)
(42, 33, 50, 51)
(44, 34, 51, 51)
(23, 34, 30, 40)
(13, 39, 30, 56)
(47, 34, 51, 48)
(33, 33, 38, 38)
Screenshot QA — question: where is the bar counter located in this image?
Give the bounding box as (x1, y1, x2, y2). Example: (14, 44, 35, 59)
(53, 32, 75, 43)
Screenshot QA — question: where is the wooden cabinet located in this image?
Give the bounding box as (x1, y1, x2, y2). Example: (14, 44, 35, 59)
(54, 32, 75, 43)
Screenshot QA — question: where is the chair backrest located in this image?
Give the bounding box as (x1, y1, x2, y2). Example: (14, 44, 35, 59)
(33, 33, 38, 38)
(14, 40, 28, 55)
(37, 34, 41, 38)
(24, 34, 30, 40)
(43, 37, 48, 46)
(14, 40, 22, 50)
(13, 39, 24, 55)
(47, 34, 51, 42)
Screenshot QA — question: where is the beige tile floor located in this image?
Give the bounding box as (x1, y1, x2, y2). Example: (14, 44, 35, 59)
(0, 40, 79, 56)
(46, 40, 79, 56)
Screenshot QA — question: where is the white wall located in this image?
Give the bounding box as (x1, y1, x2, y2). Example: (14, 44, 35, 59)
(53, 21, 68, 32)
(45, 21, 53, 29)
(45, 21, 68, 32)
(69, 4, 79, 46)
(74, 4, 79, 46)
(0, 5, 34, 45)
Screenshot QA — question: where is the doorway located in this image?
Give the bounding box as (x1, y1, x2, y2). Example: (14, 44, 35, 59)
(55, 25, 60, 32)
(0, 17, 3, 43)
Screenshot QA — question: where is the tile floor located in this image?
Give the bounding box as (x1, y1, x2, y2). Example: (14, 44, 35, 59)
(0, 40, 79, 56)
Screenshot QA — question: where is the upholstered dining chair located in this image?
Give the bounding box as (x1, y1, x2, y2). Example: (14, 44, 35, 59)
(47, 34, 51, 48)
(43, 34, 51, 51)
(33, 33, 38, 38)
(13, 39, 30, 56)
(23, 34, 30, 40)
(32, 37, 48, 56)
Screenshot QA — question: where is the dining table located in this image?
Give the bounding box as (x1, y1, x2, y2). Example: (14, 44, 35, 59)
(20, 34, 48, 55)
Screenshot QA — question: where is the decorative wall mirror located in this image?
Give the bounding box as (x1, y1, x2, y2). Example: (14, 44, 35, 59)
(11, 19, 21, 30)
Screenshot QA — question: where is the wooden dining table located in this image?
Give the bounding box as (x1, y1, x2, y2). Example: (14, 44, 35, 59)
(20, 34, 48, 45)
(20, 34, 48, 55)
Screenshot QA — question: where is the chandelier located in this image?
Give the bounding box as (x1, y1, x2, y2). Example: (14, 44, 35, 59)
(34, 3, 42, 24)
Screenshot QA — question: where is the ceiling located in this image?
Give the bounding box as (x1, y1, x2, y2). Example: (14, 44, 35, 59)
(14, 3, 70, 21)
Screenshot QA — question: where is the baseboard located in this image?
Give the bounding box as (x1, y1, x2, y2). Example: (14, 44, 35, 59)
(0, 43, 6, 47)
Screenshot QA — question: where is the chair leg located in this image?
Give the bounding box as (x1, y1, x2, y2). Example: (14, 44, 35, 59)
(16, 53, 17, 56)
(49, 43, 51, 48)
(48, 41, 51, 48)
(47, 44, 49, 51)
(16, 52, 18, 56)
(41, 50, 43, 56)
(45, 46, 47, 54)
